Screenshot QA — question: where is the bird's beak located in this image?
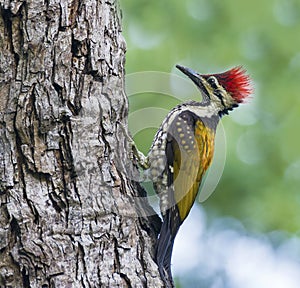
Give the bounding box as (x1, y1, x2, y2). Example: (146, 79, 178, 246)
(176, 64, 205, 89)
(176, 64, 209, 100)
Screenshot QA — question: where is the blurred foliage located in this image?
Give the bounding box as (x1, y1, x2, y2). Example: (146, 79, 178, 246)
(121, 0, 300, 233)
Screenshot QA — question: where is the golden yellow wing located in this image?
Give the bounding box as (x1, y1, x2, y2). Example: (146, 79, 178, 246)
(155, 110, 216, 280)
(168, 112, 215, 222)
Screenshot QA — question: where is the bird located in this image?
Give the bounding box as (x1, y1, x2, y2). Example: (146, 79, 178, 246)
(133, 64, 252, 287)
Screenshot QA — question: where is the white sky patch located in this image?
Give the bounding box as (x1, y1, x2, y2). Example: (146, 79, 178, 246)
(172, 206, 300, 288)
(173, 207, 206, 273)
(225, 237, 300, 288)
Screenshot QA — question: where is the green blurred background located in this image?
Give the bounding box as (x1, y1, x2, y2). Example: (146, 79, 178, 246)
(120, 0, 300, 288)
(121, 0, 300, 286)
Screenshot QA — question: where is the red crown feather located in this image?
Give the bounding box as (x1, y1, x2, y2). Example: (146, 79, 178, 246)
(209, 66, 252, 103)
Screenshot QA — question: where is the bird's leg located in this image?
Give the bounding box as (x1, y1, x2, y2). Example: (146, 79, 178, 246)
(117, 121, 149, 170)
(132, 142, 149, 170)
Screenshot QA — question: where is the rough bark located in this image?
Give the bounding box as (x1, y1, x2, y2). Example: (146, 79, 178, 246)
(0, 0, 162, 287)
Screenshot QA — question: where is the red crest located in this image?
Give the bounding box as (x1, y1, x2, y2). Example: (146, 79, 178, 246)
(208, 66, 252, 103)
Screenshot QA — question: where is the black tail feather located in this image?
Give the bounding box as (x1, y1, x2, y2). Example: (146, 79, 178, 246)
(155, 207, 181, 287)
(163, 240, 174, 280)
(155, 217, 174, 270)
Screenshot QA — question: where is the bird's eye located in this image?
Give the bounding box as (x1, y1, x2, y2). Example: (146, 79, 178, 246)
(207, 77, 218, 88)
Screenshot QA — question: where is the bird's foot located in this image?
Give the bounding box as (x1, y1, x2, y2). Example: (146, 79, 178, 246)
(117, 121, 149, 169)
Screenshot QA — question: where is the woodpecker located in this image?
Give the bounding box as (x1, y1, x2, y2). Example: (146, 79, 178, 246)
(134, 64, 252, 286)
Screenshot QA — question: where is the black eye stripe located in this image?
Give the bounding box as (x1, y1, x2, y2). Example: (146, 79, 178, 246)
(215, 91, 226, 107)
(215, 90, 222, 97)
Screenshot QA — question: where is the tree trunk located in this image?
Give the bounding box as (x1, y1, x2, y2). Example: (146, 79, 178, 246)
(0, 0, 162, 287)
